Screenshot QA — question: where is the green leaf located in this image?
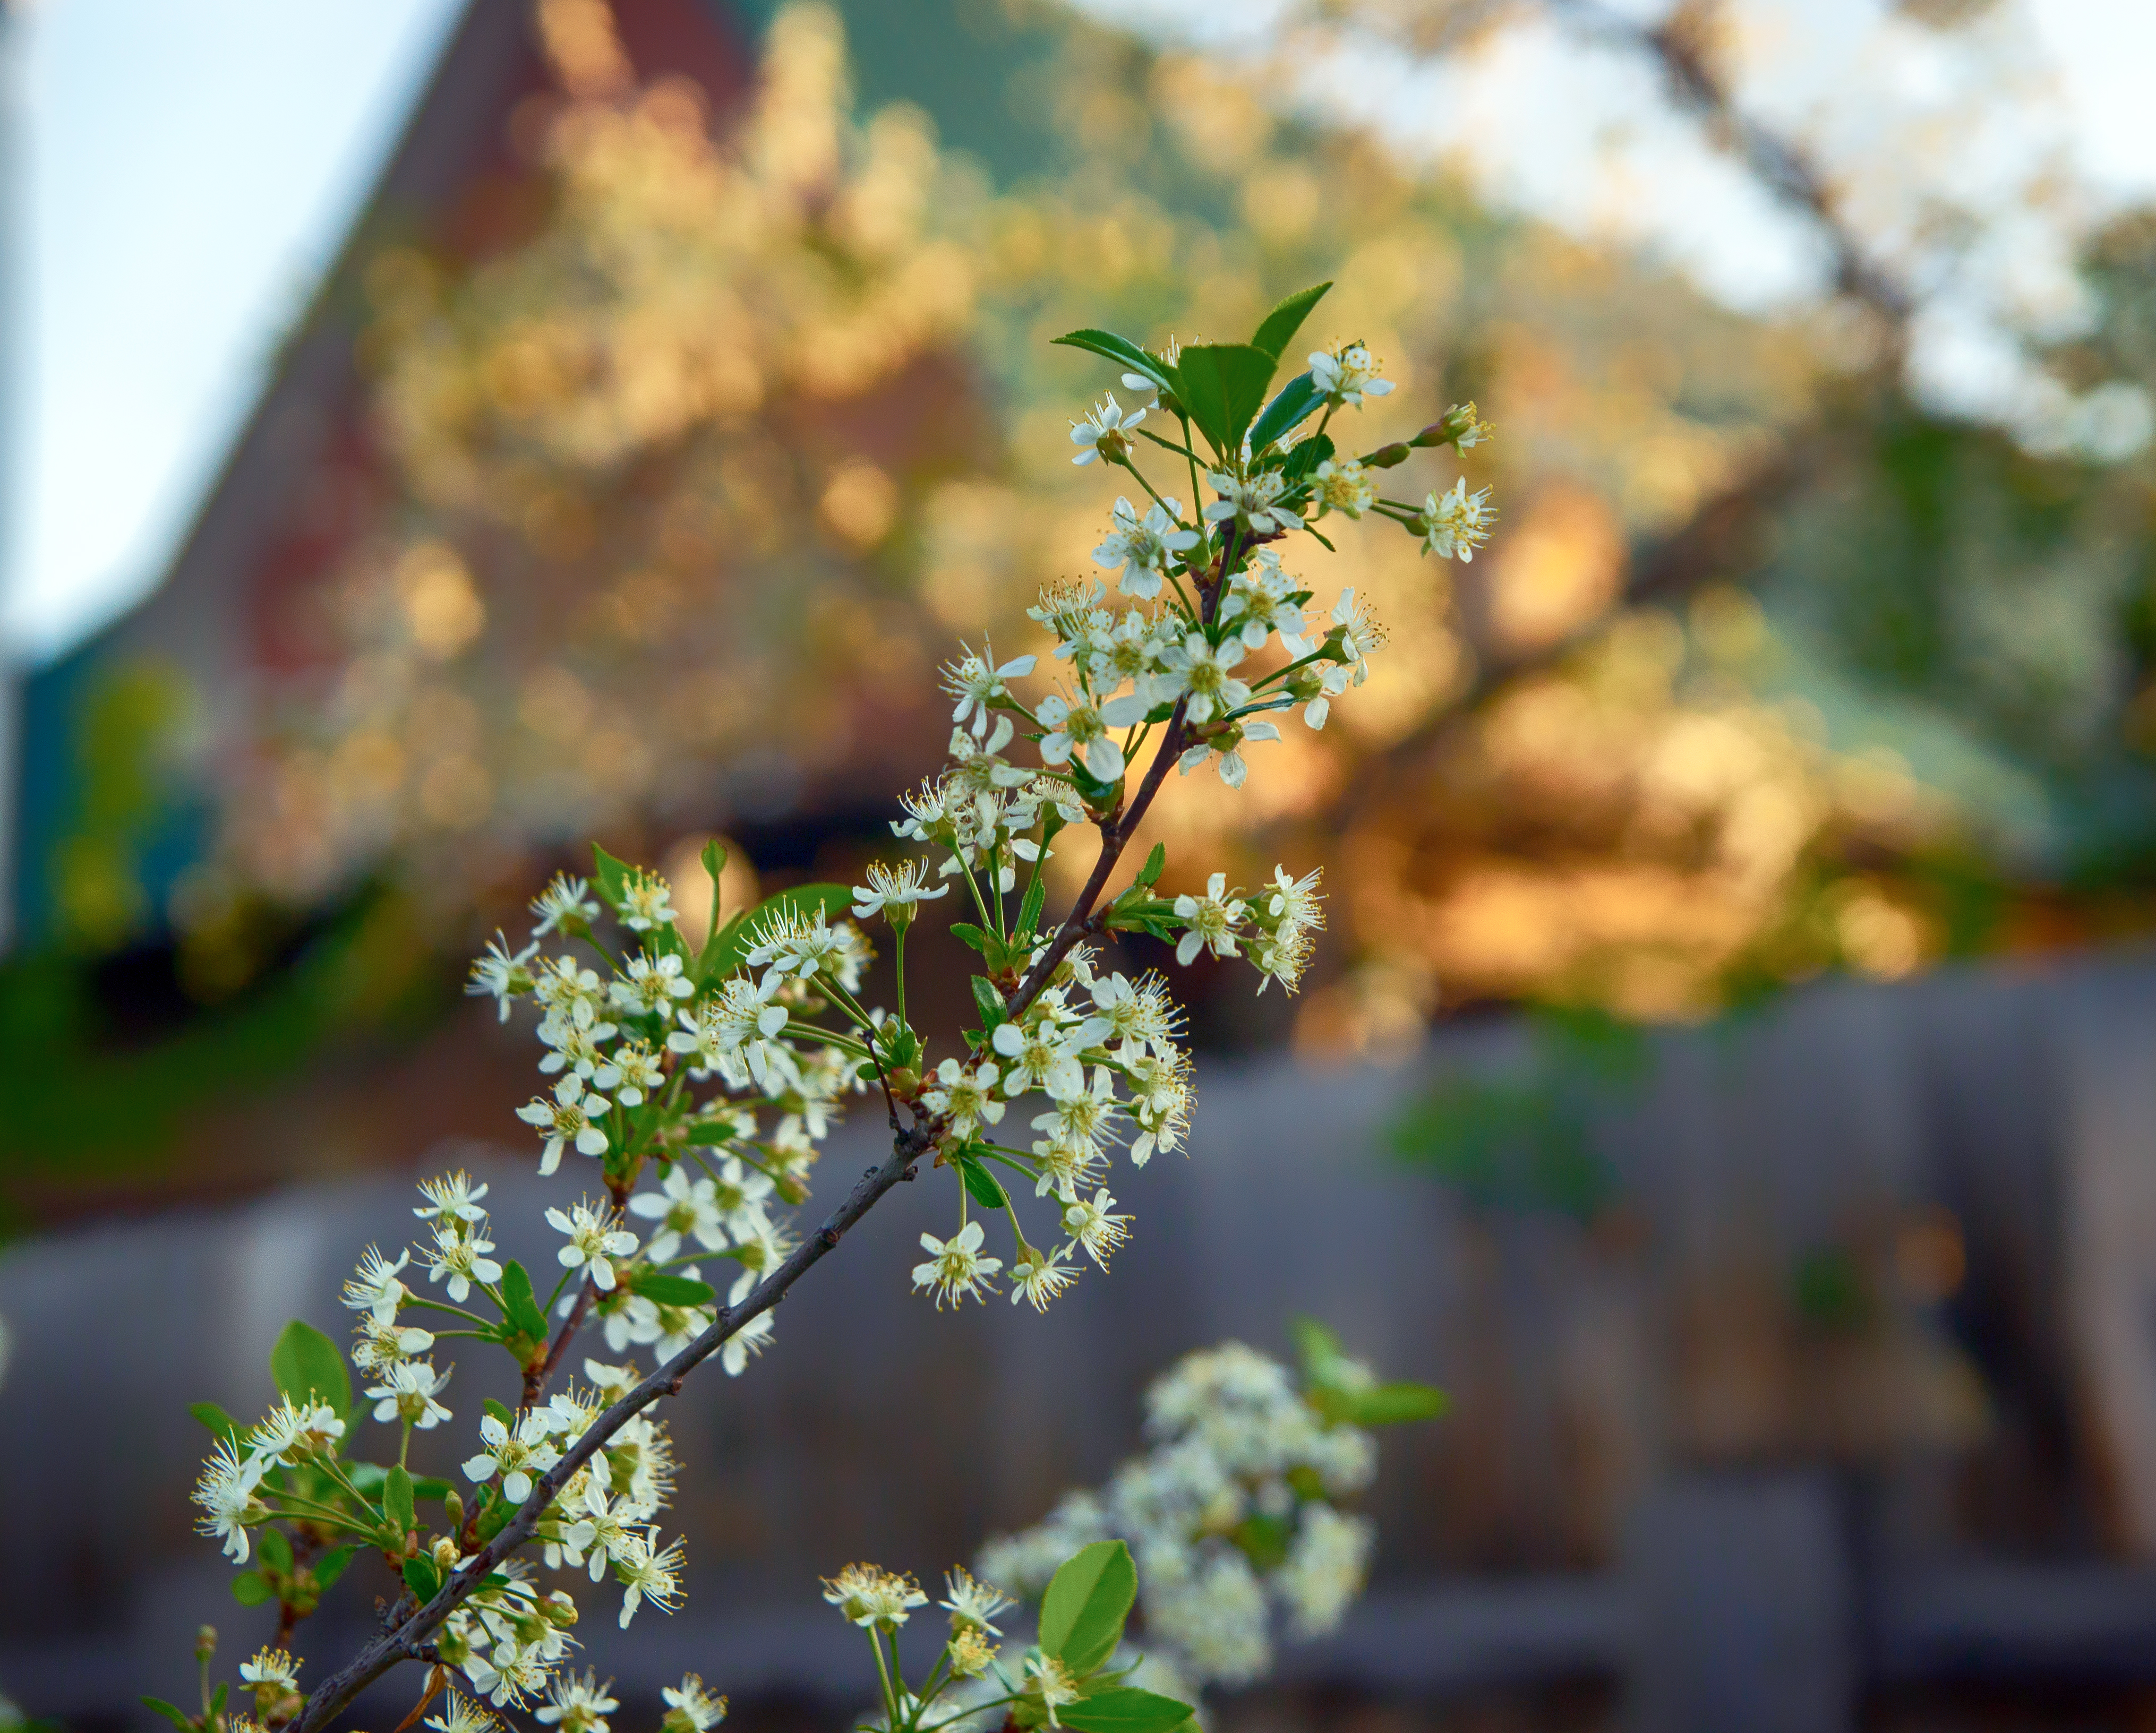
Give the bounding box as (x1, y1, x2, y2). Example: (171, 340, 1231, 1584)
(1291, 1315, 1349, 1385)
(591, 841, 636, 912)
(1347, 1380, 1450, 1426)
(632, 1273, 716, 1307)
(190, 1400, 243, 1447)
(1052, 328, 1175, 394)
(1246, 372, 1322, 457)
(256, 1525, 294, 1573)
(1059, 1688, 1198, 1733)
(229, 1571, 272, 1608)
(142, 1698, 198, 1731)
(971, 976, 1007, 1031)
(312, 1543, 361, 1591)
(384, 1465, 416, 1535)
(1250, 280, 1332, 362)
(1231, 1511, 1294, 1571)
(1173, 344, 1277, 457)
(1281, 432, 1334, 486)
(501, 1260, 550, 1344)
(957, 1154, 1008, 1210)
(1017, 874, 1047, 940)
(209, 1684, 228, 1721)
(697, 908, 752, 982)
(1135, 843, 1167, 888)
(269, 1318, 352, 1420)
(699, 839, 729, 942)
(402, 1557, 443, 1604)
(1040, 1539, 1139, 1677)
(483, 1397, 515, 1430)
(950, 921, 991, 955)
(684, 1119, 743, 1146)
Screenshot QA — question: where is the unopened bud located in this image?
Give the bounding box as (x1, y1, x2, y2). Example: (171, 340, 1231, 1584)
(887, 1066, 920, 1099)
(195, 1625, 218, 1662)
(442, 1489, 466, 1530)
(543, 1589, 579, 1626)
(432, 1535, 461, 1571)
(1366, 442, 1411, 468)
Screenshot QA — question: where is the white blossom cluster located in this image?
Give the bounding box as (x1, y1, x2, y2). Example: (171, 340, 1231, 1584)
(170, 278, 1478, 1733)
(977, 1343, 1385, 1688)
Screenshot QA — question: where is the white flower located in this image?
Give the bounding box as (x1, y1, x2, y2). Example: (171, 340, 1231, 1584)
(530, 872, 600, 938)
(547, 1197, 640, 1292)
(415, 1170, 491, 1223)
(352, 1314, 434, 1371)
(1203, 470, 1299, 536)
(426, 1691, 500, 1733)
(1178, 719, 1279, 790)
(1036, 691, 1127, 783)
(594, 1039, 663, 1106)
(239, 1647, 301, 1687)
(661, 1674, 728, 1732)
(943, 641, 1037, 737)
(1279, 1506, 1373, 1636)
(720, 1309, 775, 1376)
(618, 870, 675, 932)
(423, 1218, 505, 1303)
(1174, 872, 1250, 965)
(823, 1562, 928, 1628)
(615, 1530, 687, 1627)
(1252, 923, 1314, 994)
(1092, 496, 1197, 598)
(516, 1075, 612, 1176)
(465, 1642, 551, 1708)
(1070, 392, 1145, 465)
(1025, 1654, 1083, 1727)
(912, 1219, 1003, 1308)
(1419, 476, 1496, 562)
(1313, 457, 1375, 518)
(250, 1396, 346, 1464)
(1009, 1242, 1082, 1312)
(940, 1565, 1013, 1634)
(851, 858, 951, 926)
(745, 906, 856, 989)
(464, 1411, 562, 1505)
(533, 955, 607, 1027)
(537, 1014, 613, 1080)
(628, 1165, 728, 1262)
(467, 934, 538, 1022)
(725, 1216, 794, 1304)
(1090, 971, 1183, 1059)
(704, 1153, 775, 1238)
(535, 1668, 618, 1733)
(921, 1057, 1007, 1139)
(991, 1019, 1090, 1102)
(612, 950, 695, 1016)
(1308, 343, 1394, 406)
(1152, 632, 1250, 726)
(1031, 1065, 1122, 1164)
(668, 976, 788, 1084)
(192, 1438, 264, 1562)
(1063, 1188, 1132, 1269)
(343, 1245, 410, 1323)
(1267, 864, 1325, 938)
(366, 1358, 452, 1430)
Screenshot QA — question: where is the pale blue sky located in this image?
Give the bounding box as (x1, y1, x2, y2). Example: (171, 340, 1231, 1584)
(5, 0, 2155, 663)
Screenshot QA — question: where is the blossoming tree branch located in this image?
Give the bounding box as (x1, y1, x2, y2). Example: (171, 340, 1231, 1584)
(169, 280, 1494, 1733)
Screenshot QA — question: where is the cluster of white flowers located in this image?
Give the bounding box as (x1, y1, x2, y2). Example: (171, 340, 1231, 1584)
(171, 279, 1477, 1733)
(977, 1343, 1385, 1689)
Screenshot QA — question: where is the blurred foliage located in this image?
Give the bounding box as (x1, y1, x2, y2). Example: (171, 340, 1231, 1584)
(47, 660, 192, 954)
(35, 0, 2156, 1108)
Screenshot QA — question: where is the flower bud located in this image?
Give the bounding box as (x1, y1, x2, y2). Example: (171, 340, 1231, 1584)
(442, 1489, 466, 1531)
(1365, 442, 1411, 468)
(195, 1625, 219, 1663)
(1413, 401, 1493, 449)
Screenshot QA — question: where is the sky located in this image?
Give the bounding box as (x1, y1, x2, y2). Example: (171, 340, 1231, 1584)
(4, 0, 2156, 664)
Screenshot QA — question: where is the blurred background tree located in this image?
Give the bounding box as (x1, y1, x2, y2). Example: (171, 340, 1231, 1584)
(9, 0, 2154, 1185)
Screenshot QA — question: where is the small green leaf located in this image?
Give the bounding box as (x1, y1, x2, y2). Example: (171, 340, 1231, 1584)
(1059, 1687, 1198, 1733)
(1017, 874, 1047, 939)
(1231, 1511, 1293, 1571)
(1291, 1315, 1349, 1384)
(1247, 372, 1322, 456)
(209, 1684, 228, 1720)
(632, 1273, 716, 1307)
(1250, 280, 1332, 362)
(190, 1400, 243, 1447)
(950, 921, 991, 955)
(229, 1571, 272, 1607)
(269, 1318, 352, 1420)
(384, 1465, 416, 1535)
(592, 842, 635, 910)
(501, 1260, 550, 1344)
(1052, 328, 1175, 393)
(1347, 1381, 1450, 1426)
(971, 976, 1007, 1031)
(697, 908, 752, 982)
(402, 1557, 443, 1603)
(684, 1119, 743, 1146)
(256, 1525, 294, 1573)
(1173, 343, 1277, 457)
(142, 1698, 198, 1731)
(957, 1154, 1008, 1210)
(1135, 844, 1167, 888)
(312, 1543, 361, 1591)
(483, 1397, 515, 1430)
(1040, 1539, 1139, 1677)
(699, 839, 729, 942)
(1280, 431, 1334, 486)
